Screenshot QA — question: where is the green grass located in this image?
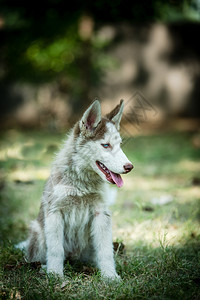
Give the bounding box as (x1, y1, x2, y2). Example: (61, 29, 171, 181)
(0, 130, 200, 299)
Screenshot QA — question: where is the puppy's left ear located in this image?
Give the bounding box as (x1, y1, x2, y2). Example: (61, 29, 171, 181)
(106, 99, 124, 130)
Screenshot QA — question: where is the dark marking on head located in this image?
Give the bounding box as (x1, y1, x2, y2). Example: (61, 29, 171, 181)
(78, 117, 111, 146)
(91, 118, 109, 141)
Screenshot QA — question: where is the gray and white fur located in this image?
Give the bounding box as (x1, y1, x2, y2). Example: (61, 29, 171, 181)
(16, 100, 133, 279)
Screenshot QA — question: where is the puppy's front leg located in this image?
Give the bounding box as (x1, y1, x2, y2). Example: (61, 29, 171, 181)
(45, 211, 64, 277)
(91, 210, 119, 279)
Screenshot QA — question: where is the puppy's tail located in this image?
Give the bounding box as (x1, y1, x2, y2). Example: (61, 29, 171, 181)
(15, 240, 28, 251)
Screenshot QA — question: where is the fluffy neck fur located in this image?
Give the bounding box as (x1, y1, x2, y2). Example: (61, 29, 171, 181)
(51, 129, 103, 196)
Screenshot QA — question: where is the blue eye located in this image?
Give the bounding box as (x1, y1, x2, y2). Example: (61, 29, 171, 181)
(102, 143, 110, 149)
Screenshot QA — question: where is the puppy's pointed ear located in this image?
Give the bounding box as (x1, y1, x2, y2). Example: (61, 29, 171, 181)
(80, 100, 101, 135)
(106, 99, 124, 130)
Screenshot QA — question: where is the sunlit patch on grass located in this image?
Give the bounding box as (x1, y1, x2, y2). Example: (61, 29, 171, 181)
(8, 167, 50, 181)
(176, 186, 200, 200)
(0, 141, 50, 162)
(0, 144, 24, 161)
(177, 159, 200, 172)
(124, 175, 173, 190)
(113, 218, 200, 250)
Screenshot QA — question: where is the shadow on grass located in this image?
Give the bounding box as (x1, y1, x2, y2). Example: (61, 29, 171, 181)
(0, 237, 200, 299)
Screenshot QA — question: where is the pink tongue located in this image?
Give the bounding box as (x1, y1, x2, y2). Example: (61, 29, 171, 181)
(110, 171, 123, 188)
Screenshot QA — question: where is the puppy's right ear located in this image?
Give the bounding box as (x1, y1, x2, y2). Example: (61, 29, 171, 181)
(106, 99, 124, 131)
(80, 100, 101, 135)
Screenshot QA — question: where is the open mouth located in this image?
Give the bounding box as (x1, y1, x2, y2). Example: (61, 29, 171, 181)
(96, 161, 123, 188)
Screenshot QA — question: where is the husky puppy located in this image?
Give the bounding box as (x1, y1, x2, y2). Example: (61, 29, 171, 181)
(17, 100, 133, 279)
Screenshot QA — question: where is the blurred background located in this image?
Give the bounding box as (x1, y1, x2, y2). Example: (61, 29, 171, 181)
(0, 0, 200, 131)
(0, 3, 200, 297)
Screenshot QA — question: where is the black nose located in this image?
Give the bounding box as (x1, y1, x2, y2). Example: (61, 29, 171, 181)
(124, 163, 134, 173)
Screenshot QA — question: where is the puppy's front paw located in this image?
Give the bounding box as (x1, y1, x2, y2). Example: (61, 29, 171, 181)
(101, 271, 121, 281)
(114, 274, 121, 281)
(47, 267, 64, 278)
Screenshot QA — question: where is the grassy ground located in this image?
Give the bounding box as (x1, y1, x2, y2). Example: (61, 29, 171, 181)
(0, 129, 200, 299)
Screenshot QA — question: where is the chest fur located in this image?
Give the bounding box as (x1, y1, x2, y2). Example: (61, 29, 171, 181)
(62, 204, 92, 257)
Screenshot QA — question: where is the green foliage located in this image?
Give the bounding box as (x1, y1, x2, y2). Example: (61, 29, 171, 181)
(0, 0, 198, 86)
(154, 0, 200, 22)
(25, 28, 79, 74)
